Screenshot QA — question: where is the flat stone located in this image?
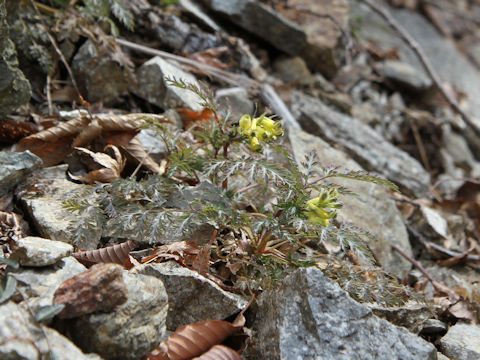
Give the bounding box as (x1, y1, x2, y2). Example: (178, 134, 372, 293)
(10, 257, 87, 314)
(246, 267, 436, 360)
(54, 263, 128, 319)
(439, 323, 480, 360)
(135, 262, 248, 330)
(10, 236, 73, 267)
(68, 271, 168, 360)
(0, 301, 102, 360)
(132, 56, 203, 111)
(288, 127, 413, 277)
(205, 0, 349, 78)
(16, 165, 101, 249)
(378, 60, 433, 91)
(291, 92, 430, 197)
(0, 151, 42, 197)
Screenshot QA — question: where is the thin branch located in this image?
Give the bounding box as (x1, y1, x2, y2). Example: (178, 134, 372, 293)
(391, 243, 458, 299)
(360, 0, 480, 137)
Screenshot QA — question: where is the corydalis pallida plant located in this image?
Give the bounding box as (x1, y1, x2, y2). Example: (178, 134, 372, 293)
(65, 78, 404, 299)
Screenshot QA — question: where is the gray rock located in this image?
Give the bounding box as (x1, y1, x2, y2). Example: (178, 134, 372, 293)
(246, 267, 436, 360)
(69, 271, 168, 360)
(216, 87, 254, 121)
(349, 1, 480, 154)
(16, 165, 101, 250)
(149, 11, 220, 54)
(291, 92, 430, 197)
(72, 40, 131, 104)
(11, 257, 87, 314)
(442, 128, 480, 178)
(132, 56, 203, 110)
(205, 0, 348, 78)
(0, 301, 103, 360)
(421, 319, 448, 335)
(0, 0, 31, 116)
(368, 300, 432, 334)
(288, 127, 413, 277)
(10, 236, 73, 267)
(378, 60, 433, 91)
(439, 323, 480, 360)
(273, 56, 312, 84)
(135, 262, 247, 330)
(136, 129, 169, 163)
(0, 151, 42, 197)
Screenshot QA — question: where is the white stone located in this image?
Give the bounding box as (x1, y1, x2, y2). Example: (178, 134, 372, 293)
(11, 236, 73, 266)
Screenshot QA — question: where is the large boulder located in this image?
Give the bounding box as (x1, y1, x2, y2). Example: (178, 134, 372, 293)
(246, 267, 437, 360)
(0, 0, 31, 116)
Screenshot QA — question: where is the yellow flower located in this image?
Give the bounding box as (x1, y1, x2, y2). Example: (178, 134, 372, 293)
(238, 115, 255, 136)
(257, 115, 284, 139)
(304, 188, 342, 226)
(249, 136, 262, 152)
(237, 114, 284, 152)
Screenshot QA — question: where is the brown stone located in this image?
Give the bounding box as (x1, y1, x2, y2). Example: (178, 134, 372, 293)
(53, 263, 128, 319)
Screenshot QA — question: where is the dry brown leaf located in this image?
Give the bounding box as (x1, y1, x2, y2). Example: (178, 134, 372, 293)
(176, 108, 217, 129)
(0, 119, 39, 143)
(189, 47, 232, 70)
(146, 318, 243, 360)
(72, 240, 137, 267)
(70, 145, 125, 184)
(448, 300, 478, 323)
(14, 114, 170, 166)
(72, 119, 103, 147)
(142, 241, 201, 265)
(123, 137, 163, 174)
(193, 345, 242, 360)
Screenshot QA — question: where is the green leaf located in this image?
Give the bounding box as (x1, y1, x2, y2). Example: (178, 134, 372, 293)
(0, 275, 17, 304)
(35, 304, 65, 322)
(0, 257, 20, 270)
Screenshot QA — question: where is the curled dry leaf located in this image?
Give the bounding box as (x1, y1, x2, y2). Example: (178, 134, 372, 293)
(193, 344, 242, 360)
(142, 241, 201, 265)
(14, 113, 170, 166)
(72, 240, 137, 267)
(71, 145, 125, 184)
(123, 137, 164, 174)
(146, 318, 243, 360)
(176, 108, 216, 129)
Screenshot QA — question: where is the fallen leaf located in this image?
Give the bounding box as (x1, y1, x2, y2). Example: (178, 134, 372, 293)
(176, 108, 216, 129)
(146, 318, 243, 360)
(72, 240, 137, 266)
(70, 145, 125, 184)
(192, 345, 242, 360)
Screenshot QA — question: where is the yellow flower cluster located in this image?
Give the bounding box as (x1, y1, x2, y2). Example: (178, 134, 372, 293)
(304, 188, 342, 227)
(237, 114, 284, 151)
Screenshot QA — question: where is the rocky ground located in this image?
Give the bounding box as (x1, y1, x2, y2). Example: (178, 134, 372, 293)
(2, 0, 480, 359)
